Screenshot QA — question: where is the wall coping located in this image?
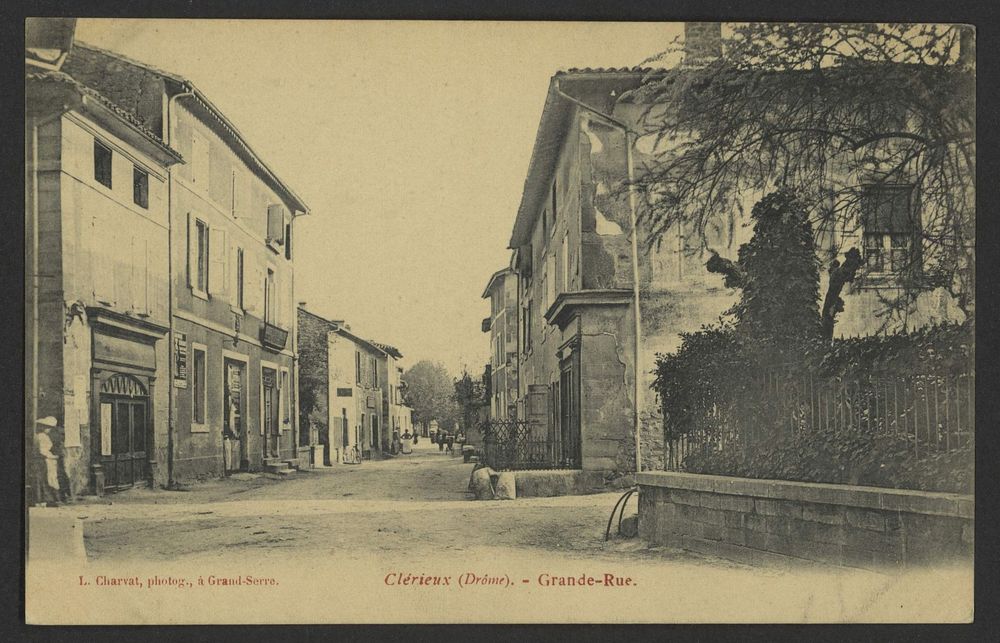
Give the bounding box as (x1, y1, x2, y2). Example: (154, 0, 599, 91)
(637, 471, 973, 519)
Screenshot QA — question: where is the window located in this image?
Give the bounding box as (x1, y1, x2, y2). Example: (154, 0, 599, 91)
(285, 222, 292, 260)
(542, 208, 548, 240)
(236, 247, 245, 310)
(356, 351, 362, 385)
(371, 356, 378, 385)
(193, 218, 209, 294)
(192, 346, 206, 425)
(132, 166, 148, 208)
(267, 204, 286, 246)
(94, 140, 112, 188)
(861, 185, 917, 274)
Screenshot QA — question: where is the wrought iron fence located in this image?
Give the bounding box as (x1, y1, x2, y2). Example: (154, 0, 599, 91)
(480, 419, 580, 471)
(664, 369, 975, 471)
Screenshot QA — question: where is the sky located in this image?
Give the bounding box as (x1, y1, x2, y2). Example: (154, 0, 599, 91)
(75, 19, 681, 376)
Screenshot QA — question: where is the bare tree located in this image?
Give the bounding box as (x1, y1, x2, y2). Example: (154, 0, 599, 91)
(625, 23, 975, 330)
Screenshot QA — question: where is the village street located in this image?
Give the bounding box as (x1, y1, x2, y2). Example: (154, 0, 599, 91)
(25, 439, 970, 624)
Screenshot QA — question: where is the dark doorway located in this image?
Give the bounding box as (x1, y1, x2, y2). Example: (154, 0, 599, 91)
(98, 377, 150, 489)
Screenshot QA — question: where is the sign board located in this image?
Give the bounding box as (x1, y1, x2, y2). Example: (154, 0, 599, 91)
(174, 332, 188, 388)
(336, 388, 353, 397)
(367, 394, 376, 408)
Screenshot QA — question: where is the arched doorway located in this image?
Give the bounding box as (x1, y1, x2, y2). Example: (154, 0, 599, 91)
(98, 373, 150, 489)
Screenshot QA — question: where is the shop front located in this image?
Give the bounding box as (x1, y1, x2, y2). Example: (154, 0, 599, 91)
(87, 308, 167, 494)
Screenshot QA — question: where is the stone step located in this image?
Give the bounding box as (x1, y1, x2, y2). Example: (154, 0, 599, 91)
(267, 467, 294, 476)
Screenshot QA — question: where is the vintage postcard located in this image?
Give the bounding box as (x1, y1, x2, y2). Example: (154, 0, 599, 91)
(24, 18, 974, 624)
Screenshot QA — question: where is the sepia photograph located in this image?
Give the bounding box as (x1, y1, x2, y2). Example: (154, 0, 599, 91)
(23, 16, 975, 624)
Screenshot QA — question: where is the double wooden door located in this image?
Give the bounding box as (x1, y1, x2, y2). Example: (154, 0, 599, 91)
(101, 396, 149, 489)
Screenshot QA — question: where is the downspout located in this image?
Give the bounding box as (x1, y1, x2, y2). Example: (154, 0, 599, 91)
(552, 79, 644, 478)
(290, 211, 303, 464)
(165, 88, 195, 488)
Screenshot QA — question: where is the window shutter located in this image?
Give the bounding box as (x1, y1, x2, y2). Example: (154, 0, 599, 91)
(230, 244, 240, 306)
(267, 204, 286, 243)
(187, 212, 196, 288)
(244, 253, 260, 313)
(208, 226, 227, 296)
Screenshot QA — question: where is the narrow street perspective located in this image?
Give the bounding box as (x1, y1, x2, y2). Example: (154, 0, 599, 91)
(37, 439, 970, 624)
(24, 17, 975, 625)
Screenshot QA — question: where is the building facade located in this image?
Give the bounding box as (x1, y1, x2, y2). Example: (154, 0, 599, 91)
(481, 267, 518, 420)
(371, 342, 407, 444)
(26, 21, 184, 496)
(63, 43, 311, 483)
(502, 23, 968, 475)
(297, 307, 391, 462)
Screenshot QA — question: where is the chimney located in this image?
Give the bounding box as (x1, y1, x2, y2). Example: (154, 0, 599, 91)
(683, 22, 722, 66)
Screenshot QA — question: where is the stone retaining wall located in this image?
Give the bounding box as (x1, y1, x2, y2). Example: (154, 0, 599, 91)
(514, 470, 633, 497)
(637, 471, 973, 570)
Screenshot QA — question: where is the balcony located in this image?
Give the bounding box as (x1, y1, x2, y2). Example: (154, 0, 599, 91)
(260, 321, 289, 351)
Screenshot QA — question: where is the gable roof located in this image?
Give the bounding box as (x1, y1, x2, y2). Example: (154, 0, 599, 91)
(508, 68, 665, 248)
(26, 69, 183, 166)
(481, 267, 513, 299)
(297, 306, 393, 357)
(66, 42, 309, 215)
(370, 341, 403, 360)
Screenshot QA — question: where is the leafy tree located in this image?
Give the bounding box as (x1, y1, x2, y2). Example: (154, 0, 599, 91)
(401, 360, 455, 433)
(709, 190, 822, 352)
(628, 23, 975, 327)
(453, 369, 488, 432)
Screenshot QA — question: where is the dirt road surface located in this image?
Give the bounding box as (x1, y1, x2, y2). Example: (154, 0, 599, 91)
(26, 440, 972, 624)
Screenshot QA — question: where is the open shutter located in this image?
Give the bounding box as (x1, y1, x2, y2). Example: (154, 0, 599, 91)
(230, 243, 240, 306)
(186, 212, 196, 288)
(208, 226, 227, 296)
(267, 204, 286, 244)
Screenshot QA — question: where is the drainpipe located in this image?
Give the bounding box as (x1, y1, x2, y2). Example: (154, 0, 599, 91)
(290, 211, 303, 464)
(165, 88, 195, 488)
(552, 79, 644, 478)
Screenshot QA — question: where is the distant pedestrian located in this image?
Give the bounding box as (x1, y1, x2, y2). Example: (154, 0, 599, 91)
(438, 431, 445, 452)
(34, 416, 61, 506)
(446, 434, 454, 454)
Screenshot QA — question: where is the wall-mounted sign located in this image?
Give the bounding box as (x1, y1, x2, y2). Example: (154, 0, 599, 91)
(367, 394, 376, 409)
(173, 332, 188, 388)
(336, 388, 353, 397)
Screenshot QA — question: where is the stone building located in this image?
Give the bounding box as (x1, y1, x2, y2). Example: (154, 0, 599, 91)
(62, 42, 311, 482)
(370, 342, 407, 444)
(26, 19, 184, 495)
(502, 22, 968, 478)
(297, 307, 392, 462)
(480, 266, 518, 420)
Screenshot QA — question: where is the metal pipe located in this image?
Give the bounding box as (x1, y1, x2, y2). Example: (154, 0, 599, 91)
(552, 79, 644, 477)
(165, 89, 195, 488)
